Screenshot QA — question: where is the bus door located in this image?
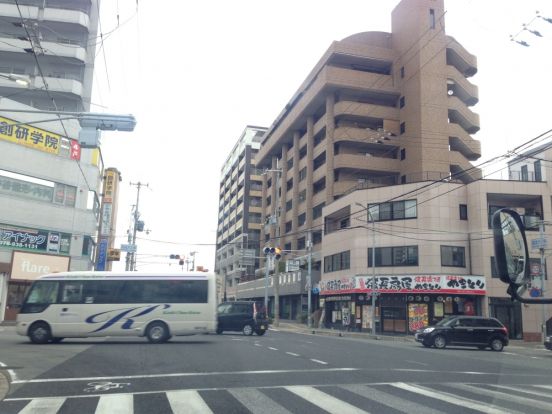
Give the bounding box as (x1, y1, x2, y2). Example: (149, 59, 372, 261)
(52, 281, 87, 336)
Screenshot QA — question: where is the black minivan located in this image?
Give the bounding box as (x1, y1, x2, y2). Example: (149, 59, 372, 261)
(216, 301, 268, 336)
(415, 316, 509, 351)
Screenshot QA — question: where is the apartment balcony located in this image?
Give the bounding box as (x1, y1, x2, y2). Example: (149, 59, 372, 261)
(446, 36, 477, 77)
(450, 150, 482, 183)
(448, 122, 481, 161)
(0, 37, 86, 62)
(334, 152, 400, 173)
(446, 65, 478, 106)
(34, 76, 83, 96)
(448, 96, 480, 134)
(334, 100, 399, 123)
(43, 7, 90, 28)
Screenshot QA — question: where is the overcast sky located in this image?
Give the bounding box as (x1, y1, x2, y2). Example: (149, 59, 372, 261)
(93, 0, 552, 272)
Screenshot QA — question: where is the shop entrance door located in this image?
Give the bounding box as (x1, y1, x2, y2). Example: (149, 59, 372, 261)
(381, 306, 407, 333)
(4, 281, 31, 321)
(490, 298, 522, 339)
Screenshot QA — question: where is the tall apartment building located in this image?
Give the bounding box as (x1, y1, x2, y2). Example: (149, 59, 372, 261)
(215, 126, 267, 301)
(255, 0, 479, 268)
(0, 1, 102, 321)
(0, 0, 99, 111)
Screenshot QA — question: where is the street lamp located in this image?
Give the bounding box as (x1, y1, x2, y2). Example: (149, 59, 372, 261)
(0, 73, 30, 86)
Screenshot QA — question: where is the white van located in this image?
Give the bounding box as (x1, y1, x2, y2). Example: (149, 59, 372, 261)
(16, 272, 217, 344)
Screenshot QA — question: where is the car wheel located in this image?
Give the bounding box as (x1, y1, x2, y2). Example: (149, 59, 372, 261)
(242, 324, 254, 336)
(51, 337, 64, 343)
(490, 338, 504, 352)
(146, 322, 169, 344)
(433, 335, 447, 349)
(29, 322, 52, 344)
(216, 326, 223, 335)
(256, 329, 266, 336)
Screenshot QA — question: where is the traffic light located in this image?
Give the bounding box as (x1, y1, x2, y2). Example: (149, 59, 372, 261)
(274, 247, 282, 260)
(169, 254, 180, 260)
(179, 259, 184, 266)
(263, 246, 271, 255)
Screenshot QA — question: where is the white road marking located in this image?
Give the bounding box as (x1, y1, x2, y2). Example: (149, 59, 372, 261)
(10, 367, 358, 385)
(534, 385, 552, 390)
(458, 384, 545, 412)
(94, 394, 133, 414)
(286, 352, 300, 357)
(268, 347, 278, 351)
(19, 398, 65, 414)
(254, 343, 262, 347)
(230, 388, 291, 414)
(310, 359, 328, 365)
(232, 338, 245, 341)
(391, 383, 506, 414)
(486, 383, 552, 399)
(0, 360, 17, 381)
(405, 360, 428, 366)
(286, 386, 369, 414)
(269, 328, 280, 332)
(166, 390, 214, 414)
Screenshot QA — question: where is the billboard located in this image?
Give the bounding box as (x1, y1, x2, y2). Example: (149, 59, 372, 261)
(0, 116, 61, 155)
(0, 224, 71, 255)
(10, 251, 70, 280)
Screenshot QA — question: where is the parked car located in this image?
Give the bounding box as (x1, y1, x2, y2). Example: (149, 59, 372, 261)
(545, 334, 551, 351)
(415, 316, 509, 351)
(216, 301, 268, 336)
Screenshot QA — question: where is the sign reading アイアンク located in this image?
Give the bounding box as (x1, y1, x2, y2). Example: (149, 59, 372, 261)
(320, 275, 486, 295)
(0, 116, 61, 155)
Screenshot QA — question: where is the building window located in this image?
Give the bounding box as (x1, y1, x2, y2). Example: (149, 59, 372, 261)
(534, 160, 542, 182)
(368, 246, 418, 267)
(286, 199, 292, 211)
(313, 177, 326, 194)
(429, 8, 435, 29)
(521, 165, 528, 181)
(313, 152, 326, 170)
(368, 199, 417, 221)
(490, 256, 499, 278)
(441, 245, 466, 267)
(287, 158, 293, 169)
(401, 175, 406, 184)
(54, 183, 77, 207)
(314, 132, 325, 147)
(286, 178, 293, 191)
(313, 202, 325, 219)
(266, 195, 271, 206)
(298, 213, 306, 227)
(298, 189, 307, 203)
(400, 66, 405, 78)
(459, 204, 468, 220)
(312, 231, 322, 245)
(265, 233, 270, 242)
(297, 237, 306, 250)
(285, 221, 292, 233)
(284, 242, 292, 251)
(399, 96, 405, 108)
(400, 148, 406, 160)
(299, 146, 307, 160)
(299, 167, 307, 182)
(324, 251, 350, 273)
(400, 122, 406, 135)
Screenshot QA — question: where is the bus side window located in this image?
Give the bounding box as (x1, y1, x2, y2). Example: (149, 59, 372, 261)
(61, 282, 84, 304)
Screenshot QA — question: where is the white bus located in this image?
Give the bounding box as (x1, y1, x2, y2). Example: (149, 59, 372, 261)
(16, 272, 217, 344)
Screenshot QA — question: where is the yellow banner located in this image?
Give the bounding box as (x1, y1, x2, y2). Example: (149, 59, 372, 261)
(0, 116, 61, 155)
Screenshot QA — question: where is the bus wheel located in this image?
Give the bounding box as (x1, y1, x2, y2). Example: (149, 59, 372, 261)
(146, 322, 169, 344)
(29, 322, 52, 344)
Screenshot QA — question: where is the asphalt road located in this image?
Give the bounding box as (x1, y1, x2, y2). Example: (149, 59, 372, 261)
(0, 326, 551, 413)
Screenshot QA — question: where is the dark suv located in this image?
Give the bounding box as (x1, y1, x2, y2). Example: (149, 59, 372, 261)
(216, 301, 268, 336)
(415, 316, 509, 351)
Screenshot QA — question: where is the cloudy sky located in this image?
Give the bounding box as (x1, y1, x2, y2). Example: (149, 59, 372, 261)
(93, 0, 552, 272)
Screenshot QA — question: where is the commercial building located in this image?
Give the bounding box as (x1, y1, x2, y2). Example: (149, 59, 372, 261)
(0, 0, 102, 321)
(215, 126, 267, 301)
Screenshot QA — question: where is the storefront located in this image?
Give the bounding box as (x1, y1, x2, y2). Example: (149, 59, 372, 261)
(318, 274, 485, 334)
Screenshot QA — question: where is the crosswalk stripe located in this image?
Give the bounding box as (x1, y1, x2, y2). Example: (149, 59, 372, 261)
(229, 388, 292, 414)
(391, 382, 505, 414)
(166, 390, 214, 414)
(454, 384, 536, 413)
(533, 385, 552, 390)
(484, 384, 552, 399)
(95, 394, 133, 414)
(343, 384, 443, 414)
(286, 386, 369, 414)
(19, 398, 65, 414)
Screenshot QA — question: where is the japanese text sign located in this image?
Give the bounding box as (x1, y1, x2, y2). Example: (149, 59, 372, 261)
(0, 116, 61, 155)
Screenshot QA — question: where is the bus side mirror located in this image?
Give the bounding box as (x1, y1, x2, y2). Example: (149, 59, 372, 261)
(492, 208, 552, 304)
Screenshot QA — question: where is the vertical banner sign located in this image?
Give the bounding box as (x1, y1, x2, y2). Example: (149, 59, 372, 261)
(96, 239, 108, 271)
(70, 139, 81, 160)
(408, 303, 429, 332)
(100, 203, 112, 237)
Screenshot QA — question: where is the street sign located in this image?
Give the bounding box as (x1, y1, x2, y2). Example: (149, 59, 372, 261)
(531, 238, 547, 250)
(286, 259, 301, 272)
(96, 239, 108, 271)
(107, 248, 121, 261)
(120, 244, 137, 253)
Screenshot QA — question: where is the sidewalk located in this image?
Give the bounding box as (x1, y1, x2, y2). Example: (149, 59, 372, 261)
(272, 320, 546, 349)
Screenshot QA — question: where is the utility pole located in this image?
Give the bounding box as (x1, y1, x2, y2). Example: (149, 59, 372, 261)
(307, 231, 313, 329)
(128, 181, 148, 271)
(273, 161, 282, 327)
(539, 220, 547, 338)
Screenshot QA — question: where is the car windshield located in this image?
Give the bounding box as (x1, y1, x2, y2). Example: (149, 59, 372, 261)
(1, 1, 551, 413)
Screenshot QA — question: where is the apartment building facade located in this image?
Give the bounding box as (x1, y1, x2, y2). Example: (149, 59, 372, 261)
(319, 179, 552, 341)
(215, 126, 267, 301)
(0, 0, 102, 321)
